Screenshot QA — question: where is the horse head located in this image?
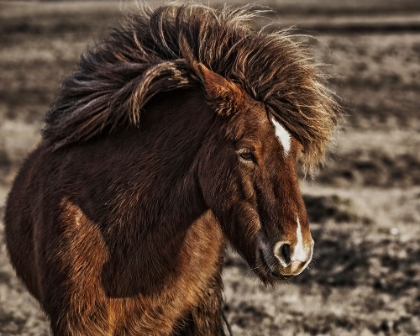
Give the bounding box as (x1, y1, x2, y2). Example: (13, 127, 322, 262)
(196, 64, 313, 283)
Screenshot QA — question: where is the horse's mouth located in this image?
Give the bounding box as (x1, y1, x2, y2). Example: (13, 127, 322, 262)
(258, 249, 291, 281)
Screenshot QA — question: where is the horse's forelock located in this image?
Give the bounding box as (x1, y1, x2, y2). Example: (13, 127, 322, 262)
(43, 3, 341, 170)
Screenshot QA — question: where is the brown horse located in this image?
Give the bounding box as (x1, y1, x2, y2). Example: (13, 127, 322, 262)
(5, 3, 340, 335)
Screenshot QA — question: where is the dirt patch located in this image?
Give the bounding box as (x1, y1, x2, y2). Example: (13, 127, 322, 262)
(316, 151, 420, 188)
(304, 194, 372, 224)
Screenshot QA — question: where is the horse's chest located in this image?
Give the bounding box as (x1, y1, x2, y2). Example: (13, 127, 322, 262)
(112, 211, 224, 335)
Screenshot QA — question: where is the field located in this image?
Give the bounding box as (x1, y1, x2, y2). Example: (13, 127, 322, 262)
(0, 1, 419, 335)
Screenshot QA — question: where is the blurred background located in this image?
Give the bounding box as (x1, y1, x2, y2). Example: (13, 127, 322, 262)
(0, 0, 419, 335)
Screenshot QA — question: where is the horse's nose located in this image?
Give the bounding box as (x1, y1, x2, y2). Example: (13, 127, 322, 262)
(275, 242, 291, 266)
(273, 240, 313, 276)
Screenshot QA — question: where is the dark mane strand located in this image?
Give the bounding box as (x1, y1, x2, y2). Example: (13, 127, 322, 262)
(43, 2, 341, 169)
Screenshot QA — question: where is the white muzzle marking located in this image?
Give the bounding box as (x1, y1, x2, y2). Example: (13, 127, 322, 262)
(292, 218, 306, 262)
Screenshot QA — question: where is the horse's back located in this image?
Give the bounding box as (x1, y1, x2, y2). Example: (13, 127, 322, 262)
(6, 143, 75, 302)
(5, 145, 47, 299)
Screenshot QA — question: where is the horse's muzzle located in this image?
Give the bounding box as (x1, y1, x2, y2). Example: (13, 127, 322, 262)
(258, 238, 314, 279)
(273, 239, 314, 277)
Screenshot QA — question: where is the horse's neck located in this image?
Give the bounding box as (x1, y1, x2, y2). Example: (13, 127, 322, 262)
(111, 88, 212, 232)
(91, 89, 216, 293)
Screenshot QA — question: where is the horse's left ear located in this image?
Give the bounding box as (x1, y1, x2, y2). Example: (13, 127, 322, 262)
(196, 63, 245, 116)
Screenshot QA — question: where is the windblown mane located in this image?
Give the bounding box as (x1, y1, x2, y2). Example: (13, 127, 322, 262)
(43, 2, 341, 169)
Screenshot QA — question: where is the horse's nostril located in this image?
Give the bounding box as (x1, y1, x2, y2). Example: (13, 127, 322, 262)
(281, 243, 291, 265)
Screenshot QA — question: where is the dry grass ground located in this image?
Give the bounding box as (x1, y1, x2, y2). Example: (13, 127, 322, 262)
(0, 1, 419, 335)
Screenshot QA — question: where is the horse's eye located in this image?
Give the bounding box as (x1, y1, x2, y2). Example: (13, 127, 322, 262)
(239, 150, 256, 163)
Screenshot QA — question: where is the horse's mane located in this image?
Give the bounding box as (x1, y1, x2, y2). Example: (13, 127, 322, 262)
(43, 2, 341, 169)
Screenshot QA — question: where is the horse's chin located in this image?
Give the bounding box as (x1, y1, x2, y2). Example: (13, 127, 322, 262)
(253, 248, 290, 285)
(231, 233, 290, 284)
(245, 232, 288, 284)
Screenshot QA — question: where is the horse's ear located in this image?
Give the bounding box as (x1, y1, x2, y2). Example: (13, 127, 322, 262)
(196, 63, 244, 116)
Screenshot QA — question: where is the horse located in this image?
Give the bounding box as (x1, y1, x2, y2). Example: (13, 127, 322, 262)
(5, 3, 340, 335)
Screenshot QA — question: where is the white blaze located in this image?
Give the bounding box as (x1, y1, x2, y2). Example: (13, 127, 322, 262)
(292, 218, 306, 262)
(271, 117, 291, 156)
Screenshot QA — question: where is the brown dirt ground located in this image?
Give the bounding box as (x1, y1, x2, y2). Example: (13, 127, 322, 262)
(0, 1, 419, 335)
